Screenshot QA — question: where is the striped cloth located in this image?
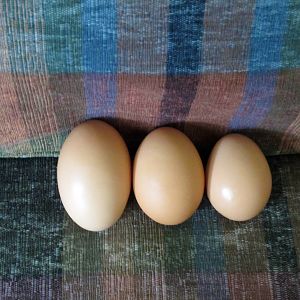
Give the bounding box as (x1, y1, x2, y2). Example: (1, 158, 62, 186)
(0, 2, 300, 299)
(0, 155, 299, 299)
(0, 0, 299, 157)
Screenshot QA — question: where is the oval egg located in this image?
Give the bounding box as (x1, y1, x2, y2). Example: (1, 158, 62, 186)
(206, 134, 272, 221)
(57, 120, 131, 231)
(133, 127, 204, 225)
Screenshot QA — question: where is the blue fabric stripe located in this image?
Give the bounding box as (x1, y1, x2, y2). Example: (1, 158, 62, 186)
(83, 0, 117, 118)
(193, 200, 229, 298)
(230, 0, 289, 130)
(166, 0, 206, 74)
(230, 71, 277, 129)
(193, 197, 229, 299)
(193, 207, 226, 272)
(248, 1, 289, 72)
(160, 0, 205, 126)
(82, 0, 117, 73)
(84, 74, 116, 119)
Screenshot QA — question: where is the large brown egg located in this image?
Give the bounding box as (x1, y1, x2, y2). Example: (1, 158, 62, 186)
(133, 127, 204, 225)
(206, 134, 272, 221)
(57, 120, 131, 231)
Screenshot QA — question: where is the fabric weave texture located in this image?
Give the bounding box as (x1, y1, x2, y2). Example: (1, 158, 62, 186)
(0, 1, 300, 299)
(0, 155, 300, 299)
(0, 0, 299, 157)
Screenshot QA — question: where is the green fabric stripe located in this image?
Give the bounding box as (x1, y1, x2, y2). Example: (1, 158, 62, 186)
(42, 1, 83, 73)
(278, 155, 300, 269)
(263, 156, 299, 298)
(282, 0, 300, 68)
(0, 132, 68, 158)
(0, 158, 64, 278)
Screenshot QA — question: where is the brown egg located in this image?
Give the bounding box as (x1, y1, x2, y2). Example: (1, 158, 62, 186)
(133, 127, 204, 225)
(57, 120, 131, 231)
(206, 134, 272, 221)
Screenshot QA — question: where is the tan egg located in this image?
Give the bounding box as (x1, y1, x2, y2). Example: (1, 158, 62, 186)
(206, 134, 272, 221)
(57, 120, 131, 231)
(133, 127, 204, 225)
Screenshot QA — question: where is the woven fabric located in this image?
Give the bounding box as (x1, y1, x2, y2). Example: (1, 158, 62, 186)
(0, 1, 299, 157)
(0, 155, 299, 299)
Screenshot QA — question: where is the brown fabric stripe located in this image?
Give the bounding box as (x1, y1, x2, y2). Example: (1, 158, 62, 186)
(0, 71, 298, 156)
(48, 74, 85, 131)
(115, 74, 165, 151)
(11, 74, 59, 152)
(0, 74, 28, 147)
(258, 69, 300, 154)
(227, 273, 273, 299)
(280, 113, 300, 153)
(160, 75, 199, 129)
(185, 73, 246, 155)
(0, 74, 85, 153)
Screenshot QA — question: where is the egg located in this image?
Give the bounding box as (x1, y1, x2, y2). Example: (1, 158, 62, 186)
(133, 127, 204, 225)
(57, 120, 131, 231)
(206, 134, 272, 221)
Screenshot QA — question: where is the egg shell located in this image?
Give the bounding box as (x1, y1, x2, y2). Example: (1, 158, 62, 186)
(206, 133, 272, 221)
(57, 120, 131, 231)
(133, 127, 205, 225)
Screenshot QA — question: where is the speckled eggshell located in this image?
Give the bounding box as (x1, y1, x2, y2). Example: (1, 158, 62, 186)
(206, 134, 272, 221)
(57, 120, 131, 231)
(133, 127, 205, 225)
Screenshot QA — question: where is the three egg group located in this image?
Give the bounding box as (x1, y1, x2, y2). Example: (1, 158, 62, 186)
(57, 120, 272, 231)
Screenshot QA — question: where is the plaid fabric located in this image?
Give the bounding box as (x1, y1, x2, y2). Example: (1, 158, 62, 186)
(0, 155, 299, 299)
(0, 1, 299, 157)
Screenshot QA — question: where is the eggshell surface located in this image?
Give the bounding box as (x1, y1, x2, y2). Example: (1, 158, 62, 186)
(206, 134, 272, 221)
(57, 120, 131, 231)
(133, 127, 204, 225)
